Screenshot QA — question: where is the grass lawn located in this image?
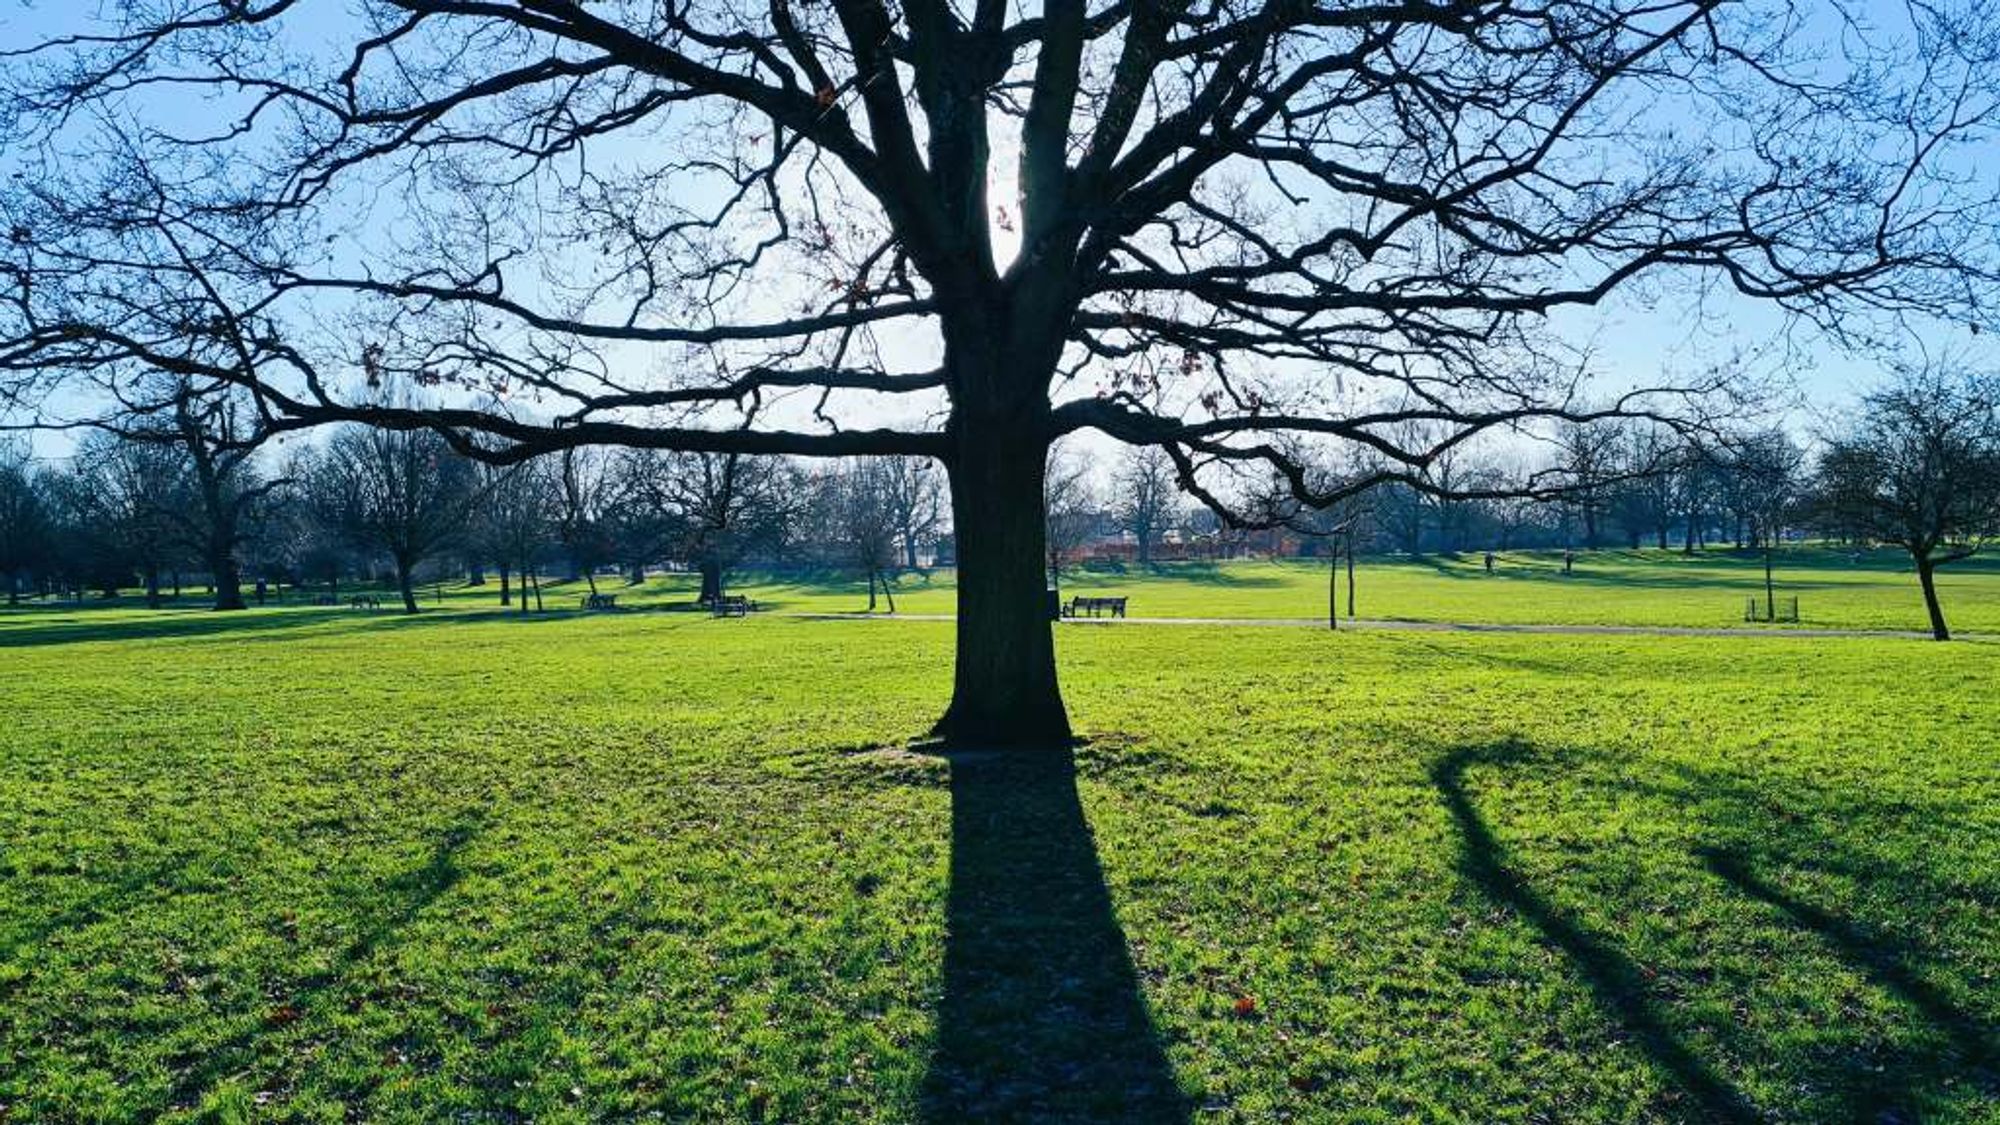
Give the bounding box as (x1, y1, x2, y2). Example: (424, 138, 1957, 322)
(2, 601, 1997, 1122)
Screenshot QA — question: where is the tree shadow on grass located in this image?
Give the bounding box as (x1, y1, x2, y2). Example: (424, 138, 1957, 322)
(1697, 847, 2000, 1107)
(0, 608, 345, 649)
(160, 814, 482, 1109)
(1431, 744, 1761, 1124)
(919, 744, 1189, 1124)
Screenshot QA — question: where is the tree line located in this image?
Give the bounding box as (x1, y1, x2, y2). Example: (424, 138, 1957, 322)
(5, 368, 1995, 637)
(0, 401, 946, 617)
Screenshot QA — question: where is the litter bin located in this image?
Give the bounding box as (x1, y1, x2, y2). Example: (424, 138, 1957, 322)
(1045, 588, 1062, 621)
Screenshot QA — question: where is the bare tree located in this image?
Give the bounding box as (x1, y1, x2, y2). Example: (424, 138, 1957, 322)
(306, 425, 478, 613)
(106, 384, 287, 611)
(879, 457, 946, 571)
(2, 4, 1995, 742)
(835, 460, 904, 612)
(68, 432, 189, 606)
(1044, 442, 1100, 595)
(1113, 445, 1180, 566)
(1556, 421, 1623, 550)
(1815, 368, 2000, 640)
(554, 447, 615, 593)
(473, 459, 557, 610)
(618, 451, 794, 605)
(0, 442, 47, 603)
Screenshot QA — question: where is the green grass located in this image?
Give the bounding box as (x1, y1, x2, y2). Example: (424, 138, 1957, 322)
(2, 600, 1997, 1122)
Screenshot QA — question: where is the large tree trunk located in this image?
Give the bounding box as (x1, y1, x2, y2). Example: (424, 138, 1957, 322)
(210, 549, 246, 611)
(499, 565, 511, 606)
(395, 558, 420, 614)
(697, 558, 723, 604)
(1915, 554, 1950, 641)
(934, 425, 1071, 748)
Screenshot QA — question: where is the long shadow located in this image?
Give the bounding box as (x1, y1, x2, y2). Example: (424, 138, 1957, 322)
(920, 745, 1189, 1124)
(0, 608, 348, 649)
(1699, 847, 2000, 1104)
(161, 814, 482, 1107)
(1431, 745, 1759, 1123)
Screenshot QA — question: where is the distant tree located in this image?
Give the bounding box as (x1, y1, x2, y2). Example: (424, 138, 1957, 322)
(0, 444, 49, 603)
(307, 426, 478, 614)
(117, 385, 285, 611)
(1611, 426, 1684, 549)
(1112, 445, 1181, 566)
(617, 452, 794, 604)
(879, 458, 947, 571)
(554, 448, 616, 592)
(69, 431, 189, 605)
(1816, 370, 2000, 640)
(473, 460, 558, 611)
(837, 460, 904, 612)
(1044, 444, 1100, 593)
(1557, 421, 1622, 550)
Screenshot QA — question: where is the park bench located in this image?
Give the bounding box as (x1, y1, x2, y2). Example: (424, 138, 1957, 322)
(1063, 595, 1128, 618)
(580, 592, 619, 611)
(1744, 596, 1799, 623)
(710, 594, 756, 617)
(349, 595, 381, 610)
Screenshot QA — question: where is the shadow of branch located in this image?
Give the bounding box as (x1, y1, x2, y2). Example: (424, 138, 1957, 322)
(1432, 744, 1759, 1124)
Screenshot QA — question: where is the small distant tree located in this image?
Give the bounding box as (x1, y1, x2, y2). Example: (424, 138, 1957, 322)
(308, 426, 478, 614)
(69, 431, 188, 604)
(474, 460, 557, 611)
(554, 448, 615, 592)
(124, 385, 285, 611)
(1044, 444, 1099, 593)
(837, 461, 904, 612)
(1113, 446, 1180, 566)
(1557, 421, 1623, 550)
(1816, 370, 2000, 640)
(879, 458, 946, 571)
(0, 444, 49, 603)
(617, 452, 793, 604)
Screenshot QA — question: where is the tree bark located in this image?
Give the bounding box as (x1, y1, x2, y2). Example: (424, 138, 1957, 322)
(934, 424, 1071, 747)
(697, 558, 723, 604)
(395, 557, 419, 614)
(1328, 551, 1337, 631)
(499, 566, 511, 606)
(1346, 536, 1357, 618)
(210, 548, 246, 611)
(1915, 553, 1950, 641)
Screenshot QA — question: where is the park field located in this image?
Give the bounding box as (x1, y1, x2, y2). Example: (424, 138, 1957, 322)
(2, 599, 1997, 1122)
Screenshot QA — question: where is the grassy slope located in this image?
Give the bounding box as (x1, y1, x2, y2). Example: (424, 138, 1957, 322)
(2, 607, 1997, 1122)
(245, 546, 2000, 633)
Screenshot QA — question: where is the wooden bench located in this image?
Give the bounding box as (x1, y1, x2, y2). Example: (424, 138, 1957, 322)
(710, 594, 756, 618)
(1063, 595, 1128, 618)
(580, 592, 619, 611)
(348, 595, 381, 610)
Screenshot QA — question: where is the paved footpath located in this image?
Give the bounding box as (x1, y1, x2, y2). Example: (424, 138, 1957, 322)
(784, 611, 1970, 641)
